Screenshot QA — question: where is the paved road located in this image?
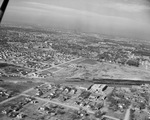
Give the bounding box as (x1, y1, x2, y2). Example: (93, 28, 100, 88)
(22, 93, 94, 114)
(124, 105, 132, 120)
(103, 115, 120, 120)
(0, 94, 22, 105)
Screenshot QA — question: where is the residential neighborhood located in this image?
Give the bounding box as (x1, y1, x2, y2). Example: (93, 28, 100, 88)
(0, 25, 150, 120)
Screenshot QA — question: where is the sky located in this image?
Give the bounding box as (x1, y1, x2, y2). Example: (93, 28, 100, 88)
(1, 0, 150, 40)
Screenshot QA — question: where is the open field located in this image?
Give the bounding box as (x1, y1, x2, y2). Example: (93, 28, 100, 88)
(54, 59, 150, 81)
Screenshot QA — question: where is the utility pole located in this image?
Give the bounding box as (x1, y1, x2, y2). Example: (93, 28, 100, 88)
(0, 0, 9, 23)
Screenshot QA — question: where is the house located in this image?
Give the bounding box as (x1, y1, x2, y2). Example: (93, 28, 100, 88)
(16, 113, 26, 119)
(31, 100, 38, 104)
(63, 87, 72, 93)
(89, 94, 100, 100)
(0, 91, 5, 96)
(36, 91, 43, 96)
(2, 109, 12, 115)
(13, 105, 22, 112)
(70, 88, 77, 95)
(38, 107, 45, 111)
(28, 72, 38, 78)
(25, 97, 34, 102)
(79, 101, 87, 107)
(47, 84, 52, 89)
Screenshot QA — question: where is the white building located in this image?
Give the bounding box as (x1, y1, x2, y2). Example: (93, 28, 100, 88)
(89, 84, 108, 93)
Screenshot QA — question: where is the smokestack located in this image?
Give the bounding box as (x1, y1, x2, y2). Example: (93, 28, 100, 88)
(0, 0, 9, 23)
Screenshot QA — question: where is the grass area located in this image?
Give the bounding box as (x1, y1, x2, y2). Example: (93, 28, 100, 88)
(0, 63, 13, 68)
(0, 76, 34, 82)
(25, 89, 37, 96)
(0, 97, 7, 103)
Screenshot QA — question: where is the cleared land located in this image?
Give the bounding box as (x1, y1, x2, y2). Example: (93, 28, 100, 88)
(53, 58, 150, 81)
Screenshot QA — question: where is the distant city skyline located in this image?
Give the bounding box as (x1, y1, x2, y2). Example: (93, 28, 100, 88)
(1, 0, 150, 40)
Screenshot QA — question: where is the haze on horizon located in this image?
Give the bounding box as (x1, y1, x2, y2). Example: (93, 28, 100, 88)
(1, 0, 150, 40)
